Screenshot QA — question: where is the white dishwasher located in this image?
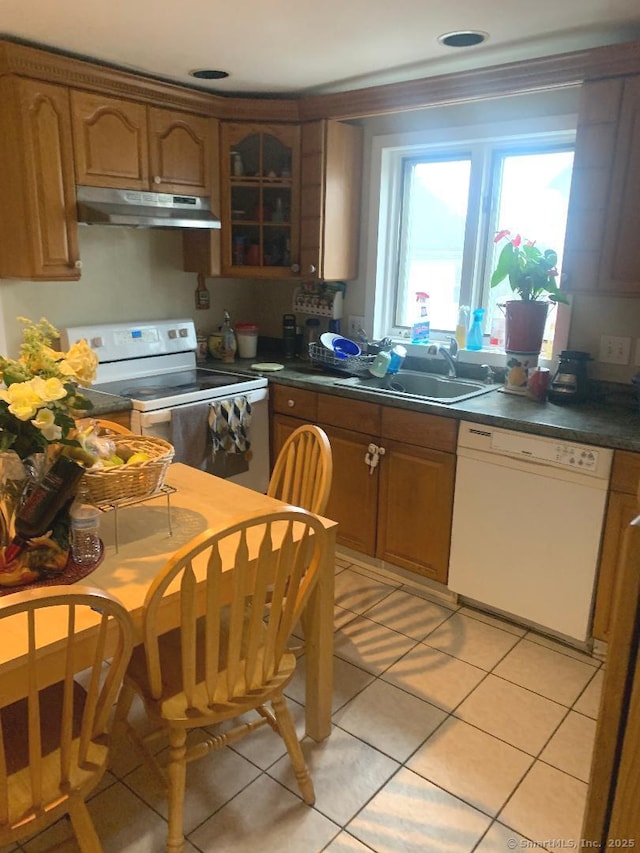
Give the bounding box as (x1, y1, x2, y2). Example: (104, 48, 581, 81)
(448, 421, 613, 643)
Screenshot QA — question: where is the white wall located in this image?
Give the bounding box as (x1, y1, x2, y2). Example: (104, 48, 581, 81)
(0, 227, 267, 357)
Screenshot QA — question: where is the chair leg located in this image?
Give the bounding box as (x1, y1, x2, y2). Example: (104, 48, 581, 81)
(271, 693, 315, 805)
(67, 796, 102, 853)
(166, 727, 188, 853)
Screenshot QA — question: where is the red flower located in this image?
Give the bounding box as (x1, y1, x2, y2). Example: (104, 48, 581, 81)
(493, 229, 511, 243)
(512, 234, 522, 248)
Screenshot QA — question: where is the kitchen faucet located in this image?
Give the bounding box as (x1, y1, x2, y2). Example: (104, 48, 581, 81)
(428, 339, 458, 378)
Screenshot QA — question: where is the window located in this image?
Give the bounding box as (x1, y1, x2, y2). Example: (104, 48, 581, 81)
(371, 116, 575, 353)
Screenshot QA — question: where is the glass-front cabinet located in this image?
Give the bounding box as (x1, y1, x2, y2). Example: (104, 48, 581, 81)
(220, 123, 301, 278)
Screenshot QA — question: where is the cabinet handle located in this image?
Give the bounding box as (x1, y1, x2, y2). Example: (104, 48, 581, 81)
(153, 176, 162, 185)
(308, 264, 317, 274)
(73, 259, 83, 270)
(290, 263, 300, 274)
(365, 443, 384, 475)
(287, 399, 295, 408)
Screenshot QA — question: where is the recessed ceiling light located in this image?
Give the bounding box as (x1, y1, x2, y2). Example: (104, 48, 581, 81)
(190, 69, 229, 80)
(438, 30, 488, 48)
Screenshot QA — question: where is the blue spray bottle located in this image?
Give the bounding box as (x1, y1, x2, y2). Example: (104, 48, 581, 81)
(467, 308, 485, 351)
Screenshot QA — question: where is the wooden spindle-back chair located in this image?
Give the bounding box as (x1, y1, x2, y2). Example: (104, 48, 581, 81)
(0, 586, 134, 852)
(267, 425, 332, 515)
(113, 506, 328, 853)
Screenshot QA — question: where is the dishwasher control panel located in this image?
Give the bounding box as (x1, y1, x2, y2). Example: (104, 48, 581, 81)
(459, 422, 613, 481)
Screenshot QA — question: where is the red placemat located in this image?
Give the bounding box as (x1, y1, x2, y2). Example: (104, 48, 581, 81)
(0, 540, 105, 596)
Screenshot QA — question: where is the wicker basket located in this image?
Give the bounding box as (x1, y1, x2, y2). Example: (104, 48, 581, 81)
(82, 436, 175, 506)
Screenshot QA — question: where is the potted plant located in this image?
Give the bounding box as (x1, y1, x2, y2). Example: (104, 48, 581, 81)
(490, 230, 569, 354)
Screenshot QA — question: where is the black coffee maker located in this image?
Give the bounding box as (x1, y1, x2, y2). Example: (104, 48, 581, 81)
(548, 350, 591, 403)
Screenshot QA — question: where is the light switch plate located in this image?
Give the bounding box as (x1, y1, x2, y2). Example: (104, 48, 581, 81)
(599, 335, 631, 365)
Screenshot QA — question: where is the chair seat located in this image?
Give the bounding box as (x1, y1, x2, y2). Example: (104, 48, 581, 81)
(126, 623, 297, 725)
(1, 679, 108, 830)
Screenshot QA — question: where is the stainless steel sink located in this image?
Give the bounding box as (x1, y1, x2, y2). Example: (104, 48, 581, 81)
(333, 370, 499, 403)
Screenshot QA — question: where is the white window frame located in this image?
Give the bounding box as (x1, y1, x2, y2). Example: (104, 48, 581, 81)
(366, 113, 577, 357)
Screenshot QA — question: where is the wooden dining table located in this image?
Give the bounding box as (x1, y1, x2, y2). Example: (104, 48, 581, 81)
(0, 463, 337, 742)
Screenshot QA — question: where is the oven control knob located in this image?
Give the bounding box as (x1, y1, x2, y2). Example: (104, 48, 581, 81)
(168, 329, 178, 339)
(179, 328, 189, 337)
(90, 336, 103, 348)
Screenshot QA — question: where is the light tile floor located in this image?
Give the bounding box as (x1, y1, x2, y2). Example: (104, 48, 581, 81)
(13, 554, 603, 853)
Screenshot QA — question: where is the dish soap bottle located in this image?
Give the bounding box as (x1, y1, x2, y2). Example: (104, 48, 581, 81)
(221, 310, 237, 363)
(467, 308, 485, 351)
(456, 305, 469, 349)
(410, 292, 430, 344)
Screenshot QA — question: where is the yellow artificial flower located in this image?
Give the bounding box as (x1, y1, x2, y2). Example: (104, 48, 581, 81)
(29, 375, 67, 403)
(59, 339, 98, 386)
(30, 406, 62, 441)
(0, 381, 42, 421)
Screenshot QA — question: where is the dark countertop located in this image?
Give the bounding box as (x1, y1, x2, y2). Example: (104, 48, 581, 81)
(82, 357, 640, 453)
(83, 388, 133, 416)
(218, 356, 640, 453)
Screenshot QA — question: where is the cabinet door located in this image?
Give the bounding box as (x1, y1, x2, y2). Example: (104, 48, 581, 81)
(71, 91, 149, 189)
(320, 422, 379, 556)
(220, 122, 300, 278)
(300, 120, 362, 281)
(0, 78, 80, 280)
(270, 413, 302, 474)
(593, 490, 638, 641)
(148, 108, 212, 195)
(377, 439, 455, 583)
(599, 75, 640, 291)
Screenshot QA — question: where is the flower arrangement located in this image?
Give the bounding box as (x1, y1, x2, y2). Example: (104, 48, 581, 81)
(490, 230, 569, 304)
(0, 317, 98, 460)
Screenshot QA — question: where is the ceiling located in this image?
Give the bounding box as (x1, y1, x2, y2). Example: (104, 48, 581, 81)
(2, 0, 640, 97)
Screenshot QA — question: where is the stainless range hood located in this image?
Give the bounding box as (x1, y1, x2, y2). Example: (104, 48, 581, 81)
(76, 185, 221, 229)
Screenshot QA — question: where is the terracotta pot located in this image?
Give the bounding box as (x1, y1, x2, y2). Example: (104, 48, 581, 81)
(504, 300, 549, 354)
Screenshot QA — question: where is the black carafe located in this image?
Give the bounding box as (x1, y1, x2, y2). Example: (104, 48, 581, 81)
(548, 350, 591, 403)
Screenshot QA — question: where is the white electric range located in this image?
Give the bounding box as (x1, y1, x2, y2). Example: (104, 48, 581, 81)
(60, 319, 269, 492)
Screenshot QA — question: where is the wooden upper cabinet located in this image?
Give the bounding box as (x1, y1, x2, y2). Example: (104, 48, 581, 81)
(599, 75, 640, 291)
(71, 91, 149, 189)
(563, 74, 640, 295)
(0, 77, 80, 280)
(184, 118, 362, 281)
(148, 107, 211, 195)
(220, 122, 301, 278)
(300, 120, 363, 281)
(71, 93, 212, 196)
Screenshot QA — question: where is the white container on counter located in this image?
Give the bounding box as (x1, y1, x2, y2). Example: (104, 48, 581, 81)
(235, 323, 259, 359)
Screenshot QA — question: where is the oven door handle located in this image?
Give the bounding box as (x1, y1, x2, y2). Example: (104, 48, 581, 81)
(135, 387, 268, 428)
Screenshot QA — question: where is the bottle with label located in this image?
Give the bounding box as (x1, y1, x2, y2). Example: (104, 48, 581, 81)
(456, 306, 469, 349)
(410, 292, 430, 344)
(467, 308, 485, 351)
(221, 310, 237, 363)
(70, 482, 101, 566)
(4, 454, 86, 563)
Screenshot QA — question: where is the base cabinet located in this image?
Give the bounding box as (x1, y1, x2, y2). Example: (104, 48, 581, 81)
(377, 439, 456, 581)
(271, 388, 456, 582)
(320, 422, 379, 555)
(593, 450, 640, 641)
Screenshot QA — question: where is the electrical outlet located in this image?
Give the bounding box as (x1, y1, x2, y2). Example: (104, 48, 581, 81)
(347, 315, 365, 339)
(599, 335, 631, 365)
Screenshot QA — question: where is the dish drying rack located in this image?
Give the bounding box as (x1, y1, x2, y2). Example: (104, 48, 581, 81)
(308, 342, 375, 376)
